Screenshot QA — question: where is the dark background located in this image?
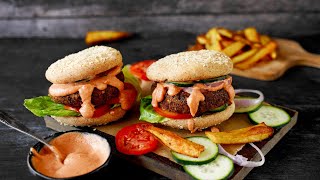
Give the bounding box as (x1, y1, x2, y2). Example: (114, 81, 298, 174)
(0, 0, 319, 179)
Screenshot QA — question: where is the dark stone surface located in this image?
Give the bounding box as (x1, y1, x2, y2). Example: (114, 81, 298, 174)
(0, 32, 319, 179)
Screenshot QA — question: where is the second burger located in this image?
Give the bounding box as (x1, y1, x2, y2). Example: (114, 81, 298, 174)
(139, 50, 235, 132)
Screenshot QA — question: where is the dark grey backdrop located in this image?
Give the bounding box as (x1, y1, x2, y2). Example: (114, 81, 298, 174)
(0, 0, 320, 38)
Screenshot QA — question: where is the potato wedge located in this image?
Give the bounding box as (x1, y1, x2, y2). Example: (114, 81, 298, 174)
(222, 41, 246, 57)
(271, 51, 277, 59)
(260, 35, 271, 45)
(220, 39, 234, 48)
(146, 126, 204, 158)
(244, 27, 260, 43)
(196, 35, 208, 45)
(232, 48, 258, 64)
(217, 28, 233, 38)
(85, 30, 131, 46)
(205, 28, 222, 51)
(188, 43, 205, 51)
(235, 41, 277, 69)
(205, 123, 274, 144)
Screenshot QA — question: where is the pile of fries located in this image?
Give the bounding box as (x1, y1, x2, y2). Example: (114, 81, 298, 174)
(189, 27, 277, 70)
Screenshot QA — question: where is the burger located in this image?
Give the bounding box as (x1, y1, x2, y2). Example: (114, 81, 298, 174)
(24, 46, 137, 126)
(139, 50, 235, 132)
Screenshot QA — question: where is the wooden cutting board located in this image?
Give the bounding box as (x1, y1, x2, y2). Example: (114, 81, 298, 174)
(44, 105, 298, 180)
(232, 38, 320, 81)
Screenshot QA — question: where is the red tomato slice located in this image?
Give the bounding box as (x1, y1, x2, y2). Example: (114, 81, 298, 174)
(92, 104, 110, 118)
(130, 60, 156, 81)
(153, 107, 193, 119)
(115, 123, 158, 155)
(65, 104, 111, 118)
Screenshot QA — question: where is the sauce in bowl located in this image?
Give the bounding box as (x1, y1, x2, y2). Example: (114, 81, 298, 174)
(30, 131, 110, 178)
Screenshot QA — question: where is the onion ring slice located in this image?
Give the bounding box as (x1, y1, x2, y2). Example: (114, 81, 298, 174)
(234, 89, 264, 113)
(218, 143, 265, 167)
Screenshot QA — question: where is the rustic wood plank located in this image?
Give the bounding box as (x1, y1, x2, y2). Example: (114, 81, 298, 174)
(43, 106, 298, 180)
(0, 0, 319, 18)
(0, 13, 319, 38)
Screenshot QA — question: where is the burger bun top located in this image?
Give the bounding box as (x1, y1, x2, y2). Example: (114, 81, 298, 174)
(147, 50, 232, 82)
(45, 46, 123, 84)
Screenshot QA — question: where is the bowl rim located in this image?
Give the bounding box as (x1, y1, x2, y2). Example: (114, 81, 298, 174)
(27, 129, 112, 179)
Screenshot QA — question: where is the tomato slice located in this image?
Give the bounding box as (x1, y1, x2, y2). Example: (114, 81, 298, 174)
(115, 123, 158, 155)
(92, 104, 110, 118)
(153, 106, 193, 119)
(130, 60, 156, 81)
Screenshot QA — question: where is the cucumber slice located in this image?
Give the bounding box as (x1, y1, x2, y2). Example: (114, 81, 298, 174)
(172, 137, 218, 165)
(183, 155, 234, 180)
(234, 97, 262, 113)
(199, 75, 228, 83)
(168, 81, 194, 87)
(209, 104, 228, 113)
(248, 105, 291, 128)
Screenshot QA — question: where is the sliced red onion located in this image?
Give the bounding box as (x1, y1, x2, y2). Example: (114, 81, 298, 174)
(218, 143, 265, 167)
(234, 89, 264, 113)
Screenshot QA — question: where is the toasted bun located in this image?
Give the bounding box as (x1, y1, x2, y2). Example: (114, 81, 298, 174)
(46, 46, 123, 84)
(52, 106, 126, 127)
(147, 50, 232, 82)
(160, 102, 235, 131)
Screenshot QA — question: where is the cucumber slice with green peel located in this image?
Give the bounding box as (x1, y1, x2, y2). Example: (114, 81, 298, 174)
(167, 75, 228, 87)
(199, 75, 228, 83)
(183, 155, 234, 180)
(209, 104, 228, 113)
(234, 97, 262, 113)
(248, 105, 291, 128)
(172, 137, 218, 165)
(168, 81, 194, 87)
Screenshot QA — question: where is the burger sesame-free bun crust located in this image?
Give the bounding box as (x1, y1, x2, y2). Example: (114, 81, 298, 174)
(160, 102, 235, 131)
(147, 50, 233, 82)
(52, 106, 126, 127)
(46, 46, 123, 84)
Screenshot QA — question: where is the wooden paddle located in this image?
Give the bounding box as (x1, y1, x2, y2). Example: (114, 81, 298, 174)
(232, 38, 320, 81)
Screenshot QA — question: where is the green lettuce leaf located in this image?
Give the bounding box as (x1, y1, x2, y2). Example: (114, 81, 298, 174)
(122, 65, 142, 101)
(139, 96, 166, 123)
(24, 96, 80, 117)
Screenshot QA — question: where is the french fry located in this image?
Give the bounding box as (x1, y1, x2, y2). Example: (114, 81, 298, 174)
(188, 43, 205, 51)
(271, 51, 277, 59)
(220, 39, 234, 48)
(205, 28, 222, 51)
(260, 35, 271, 45)
(244, 27, 260, 43)
(233, 35, 252, 45)
(232, 48, 258, 64)
(146, 126, 204, 158)
(196, 35, 208, 45)
(190, 26, 278, 68)
(235, 41, 277, 69)
(205, 123, 274, 144)
(217, 28, 233, 38)
(222, 41, 246, 57)
(85, 30, 131, 46)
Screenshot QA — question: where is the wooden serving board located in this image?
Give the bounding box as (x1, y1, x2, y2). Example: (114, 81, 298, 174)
(44, 105, 297, 180)
(232, 38, 320, 81)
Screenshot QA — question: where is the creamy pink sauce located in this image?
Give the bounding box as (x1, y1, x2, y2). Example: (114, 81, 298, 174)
(31, 132, 110, 178)
(48, 67, 124, 118)
(151, 76, 234, 117)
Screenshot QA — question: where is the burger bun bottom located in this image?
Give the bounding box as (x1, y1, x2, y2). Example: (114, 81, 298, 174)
(160, 102, 235, 131)
(52, 106, 126, 127)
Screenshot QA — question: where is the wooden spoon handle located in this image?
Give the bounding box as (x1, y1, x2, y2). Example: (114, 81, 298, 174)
(293, 52, 320, 68)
